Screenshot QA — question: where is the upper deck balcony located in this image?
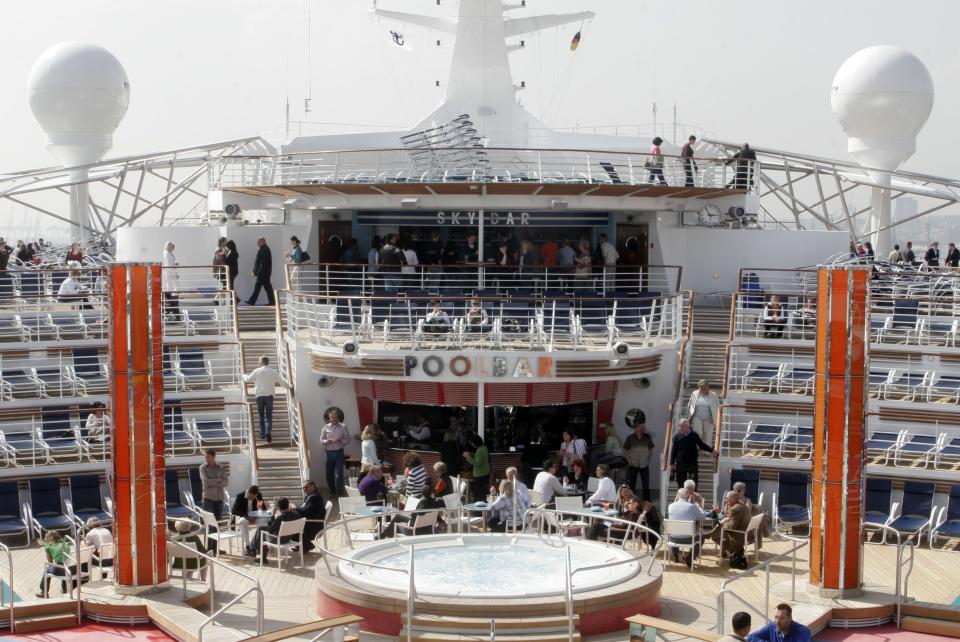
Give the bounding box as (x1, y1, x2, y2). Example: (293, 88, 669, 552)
(210, 148, 756, 205)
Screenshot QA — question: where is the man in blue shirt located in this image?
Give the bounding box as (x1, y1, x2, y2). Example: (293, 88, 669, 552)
(748, 603, 811, 642)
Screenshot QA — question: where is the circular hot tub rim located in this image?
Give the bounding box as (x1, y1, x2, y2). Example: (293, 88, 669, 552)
(335, 532, 644, 600)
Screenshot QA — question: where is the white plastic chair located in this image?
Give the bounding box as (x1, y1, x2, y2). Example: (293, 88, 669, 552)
(718, 513, 765, 565)
(198, 508, 241, 557)
(62, 545, 93, 598)
(662, 519, 701, 570)
(396, 510, 440, 537)
(260, 517, 306, 569)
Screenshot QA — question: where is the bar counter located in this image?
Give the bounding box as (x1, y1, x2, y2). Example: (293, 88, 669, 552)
(382, 447, 521, 484)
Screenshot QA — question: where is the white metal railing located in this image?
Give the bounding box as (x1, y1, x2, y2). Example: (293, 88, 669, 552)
(716, 534, 807, 636)
(210, 148, 759, 193)
(737, 266, 960, 300)
(283, 290, 687, 353)
(0, 542, 13, 632)
(165, 537, 265, 642)
(286, 264, 683, 297)
(161, 344, 244, 393)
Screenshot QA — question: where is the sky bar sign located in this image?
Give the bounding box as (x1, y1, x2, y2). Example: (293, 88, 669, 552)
(356, 210, 611, 227)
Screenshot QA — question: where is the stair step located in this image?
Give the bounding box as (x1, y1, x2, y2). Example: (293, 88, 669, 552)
(15, 612, 79, 633)
(901, 615, 960, 637)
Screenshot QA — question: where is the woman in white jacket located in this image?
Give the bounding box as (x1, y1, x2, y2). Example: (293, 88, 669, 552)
(162, 241, 181, 319)
(687, 379, 720, 446)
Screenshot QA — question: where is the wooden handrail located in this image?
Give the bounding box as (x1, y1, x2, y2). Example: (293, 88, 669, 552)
(625, 614, 721, 642)
(661, 292, 695, 471)
(240, 615, 363, 642)
(233, 289, 258, 472)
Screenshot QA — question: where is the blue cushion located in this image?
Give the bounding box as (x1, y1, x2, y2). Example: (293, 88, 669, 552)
(34, 514, 73, 530)
(0, 518, 25, 534)
(890, 516, 927, 533)
(934, 521, 960, 536)
(778, 506, 809, 523)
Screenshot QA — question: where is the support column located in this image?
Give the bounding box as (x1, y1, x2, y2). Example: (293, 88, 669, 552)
(809, 265, 869, 597)
(111, 264, 167, 587)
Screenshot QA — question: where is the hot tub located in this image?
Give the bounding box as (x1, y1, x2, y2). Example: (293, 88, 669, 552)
(316, 533, 663, 636)
(338, 533, 640, 598)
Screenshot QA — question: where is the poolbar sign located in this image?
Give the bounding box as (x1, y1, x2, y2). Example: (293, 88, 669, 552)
(356, 210, 611, 227)
(404, 354, 555, 379)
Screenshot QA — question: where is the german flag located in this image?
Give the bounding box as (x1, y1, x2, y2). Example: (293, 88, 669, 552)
(570, 30, 582, 51)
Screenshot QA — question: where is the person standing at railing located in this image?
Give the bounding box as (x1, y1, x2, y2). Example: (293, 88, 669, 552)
(924, 241, 940, 267)
(244, 355, 291, 444)
(687, 380, 720, 448)
(212, 237, 227, 289)
(947, 242, 960, 269)
(681, 135, 699, 187)
(726, 143, 757, 190)
(401, 239, 419, 288)
(224, 240, 239, 300)
(320, 407, 351, 498)
(379, 234, 405, 290)
(162, 241, 182, 320)
(574, 240, 592, 285)
(598, 234, 619, 293)
(246, 237, 275, 306)
(540, 238, 558, 269)
(65, 242, 84, 264)
(646, 137, 668, 186)
(286, 236, 305, 291)
(461, 233, 480, 264)
(903, 241, 917, 266)
(463, 433, 490, 501)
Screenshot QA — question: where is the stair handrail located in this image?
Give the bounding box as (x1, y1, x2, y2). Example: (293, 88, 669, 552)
(277, 290, 311, 483)
(660, 292, 694, 507)
(0, 541, 14, 632)
(564, 546, 573, 642)
(166, 539, 264, 642)
(240, 615, 363, 642)
(233, 289, 259, 475)
(716, 533, 807, 635)
(870, 524, 915, 628)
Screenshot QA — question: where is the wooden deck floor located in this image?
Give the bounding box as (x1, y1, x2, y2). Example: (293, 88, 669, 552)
(4, 534, 959, 641)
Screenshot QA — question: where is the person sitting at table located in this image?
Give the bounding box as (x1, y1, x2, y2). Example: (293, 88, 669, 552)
(169, 520, 207, 581)
(706, 491, 752, 564)
(381, 480, 443, 538)
(297, 480, 326, 552)
(585, 464, 616, 506)
(590, 425, 624, 467)
(230, 485, 264, 551)
(434, 462, 455, 497)
(406, 414, 431, 444)
(396, 451, 427, 499)
(488, 479, 531, 532)
(245, 498, 300, 562)
(568, 459, 589, 493)
(674, 478, 703, 506)
(533, 459, 567, 506)
(667, 487, 705, 568)
(639, 499, 663, 547)
(587, 495, 642, 541)
(504, 466, 530, 506)
(423, 300, 452, 333)
(733, 481, 770, 543)
(615, 484, 636, 511)
(359, 465, 389, 503)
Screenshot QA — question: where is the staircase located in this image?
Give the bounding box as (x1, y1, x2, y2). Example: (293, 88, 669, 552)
(664, 303, 731, 508)
(402, 614, 580, 642)
(237, 305, 304, 503)
(6, 600, 79, 634)
(901, 602, 960, 637)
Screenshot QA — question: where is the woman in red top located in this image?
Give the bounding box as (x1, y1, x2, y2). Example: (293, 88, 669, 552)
(65, 243, 84, 263)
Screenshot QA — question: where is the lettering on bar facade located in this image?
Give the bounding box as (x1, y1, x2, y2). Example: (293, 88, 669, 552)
(355, 210, 612, 227)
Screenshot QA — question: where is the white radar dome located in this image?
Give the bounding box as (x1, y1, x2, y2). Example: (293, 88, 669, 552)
(831, 46, 933, 172)
(28, 42, 130, 167)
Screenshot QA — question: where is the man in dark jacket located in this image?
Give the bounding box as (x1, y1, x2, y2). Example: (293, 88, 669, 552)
(297, 480, 326, 552)
(726, 143, 758, 189)
(947, 242, 960, 268)
(925, 241, 940, 267)
(669, 419, 714, 489)
(231, 485, 263, 551)
(245, 497, 300, 561)
(379, 234, 405, 289)
(247, 237, 275, 306)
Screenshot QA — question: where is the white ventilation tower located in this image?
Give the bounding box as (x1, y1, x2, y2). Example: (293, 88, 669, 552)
(831, 46, 934, 254)
(28, 42, 130, 241)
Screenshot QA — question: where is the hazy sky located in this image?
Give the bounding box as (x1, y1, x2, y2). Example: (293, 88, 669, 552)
(1, 1, 957, 178)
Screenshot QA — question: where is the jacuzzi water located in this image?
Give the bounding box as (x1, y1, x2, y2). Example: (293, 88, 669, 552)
(338, 534, 641, 598)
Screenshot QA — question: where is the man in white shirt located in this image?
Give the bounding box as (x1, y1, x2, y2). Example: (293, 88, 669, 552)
(243, 356, 292, 443)
(667, 487, 706, 567)
(533, 460, 567, 505)
(598, 234, 619, 292)
(505, 466, 530, 506)
(84, 402, 109, 443)
(407, 414, 431, 443)
(58, 263, 92, 309)
(585, 464, 616, 505)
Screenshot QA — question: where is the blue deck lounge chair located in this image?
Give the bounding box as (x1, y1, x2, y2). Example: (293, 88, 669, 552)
(0, 481, 28, 547)
(888, 481, 935, 543)
(67, 475, 111, 527)
(930, 485, 960, 549)
(740, 363, 782, 392)
(863, 479, 896, 541)
(773, 472, 809, 533)
(27, 477, 72, 540)
(742, 422, 786, 456)
(164, 469, 193, 521)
